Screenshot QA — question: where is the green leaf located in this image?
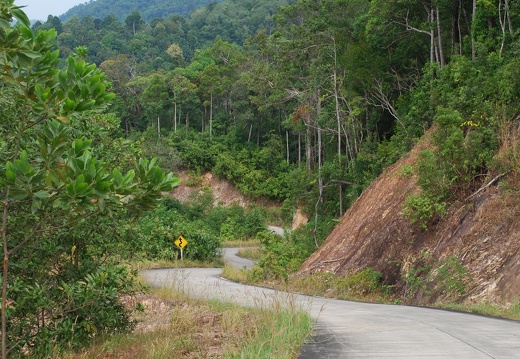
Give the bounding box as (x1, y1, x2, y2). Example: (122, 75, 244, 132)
(64, 98, 76, 112)
(6, 170, 16, 183)
(10, 7, 30, 28)
(75, 181, 88, 194)
(14, 151, 33, 176)
(75, 99, 96, 112)
(66, 183, 75, 197)
(73, 140, 91, 156)
(34, 190, 50, 199)
(20, 26, 33, 39)
(122, 170, 135, 186)
(113, 169, 123, 185)
(9, 188, 28, 200)
(31, 198, 41, 214)
(19, 50, 41, 59)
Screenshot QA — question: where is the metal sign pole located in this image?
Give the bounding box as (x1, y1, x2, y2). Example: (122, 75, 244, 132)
(180, 248, 183, 261)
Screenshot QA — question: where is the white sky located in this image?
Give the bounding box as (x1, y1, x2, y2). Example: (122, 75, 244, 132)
(16, 0, 88, 21)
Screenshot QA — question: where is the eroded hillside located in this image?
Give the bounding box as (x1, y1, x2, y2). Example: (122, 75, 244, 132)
(298, 133, 520, 306)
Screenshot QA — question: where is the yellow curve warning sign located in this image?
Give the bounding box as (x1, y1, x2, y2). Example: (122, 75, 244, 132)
(174, 236, 188, 249)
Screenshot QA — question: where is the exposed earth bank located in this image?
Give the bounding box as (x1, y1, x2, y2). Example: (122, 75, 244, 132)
(298, 134, 519, 307)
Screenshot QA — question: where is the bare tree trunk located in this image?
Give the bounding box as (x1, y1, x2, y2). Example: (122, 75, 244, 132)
(436, 7, 445, 68)
(174, 102, 177, 133)
(471, 0, 477, 61)
(313, 126, 323, 248)
(286, 131, 290, 163)
(458, 1, 463, 55)
(403, 8, 435, 64)
(210, 93, 213, 141)
(499, 0, 506, 57)
(305, 126, 312, 172)
(257, 114, 261, 146)
(157, 117, 160, 137)
(499, 0, 514, 57)
(430, 7, 435, 64)
(298, 132, 301, 167)
(369, 80, 408, 135)
(178, 108, 181, 133)
(332, 54, 347, 213)
(331, 36, 342, 165)
(504, 0, 513, 34)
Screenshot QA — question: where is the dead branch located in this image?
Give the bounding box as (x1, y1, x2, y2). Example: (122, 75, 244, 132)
(465, 171, 509, 201)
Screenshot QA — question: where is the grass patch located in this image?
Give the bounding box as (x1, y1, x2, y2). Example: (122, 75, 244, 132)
(222, 239, 262, 247)
(221, 263, 267, 285)
(237, 246, 263, 261)
(437, 299, 520, 321)
(127, 257, 225, 271)
(284, 269, 391, 303)
(224, 297, 313, 358)
(222, 265, 391, 302)
(63, 285, 312, 358)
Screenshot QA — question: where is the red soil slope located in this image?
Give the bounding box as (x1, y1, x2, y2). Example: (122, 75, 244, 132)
(298, 135, 520, 306)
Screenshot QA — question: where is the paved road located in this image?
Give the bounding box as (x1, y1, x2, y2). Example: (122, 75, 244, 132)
(222, 247, 256, 269)
(267, 225, 286, 236)
(142, 248, 520, 358)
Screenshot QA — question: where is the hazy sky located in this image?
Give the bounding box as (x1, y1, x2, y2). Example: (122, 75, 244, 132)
(16, 0, 88, 21)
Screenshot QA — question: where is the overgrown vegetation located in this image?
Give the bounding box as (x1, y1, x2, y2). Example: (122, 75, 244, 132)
(117, 195, 269, 263)
(400, 253, 471, 301)
(64, 287, 313, 359)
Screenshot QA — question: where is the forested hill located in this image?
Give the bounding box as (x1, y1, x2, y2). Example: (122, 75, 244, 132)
(37, 0, 294, 67)
(61, 0, 224, 22)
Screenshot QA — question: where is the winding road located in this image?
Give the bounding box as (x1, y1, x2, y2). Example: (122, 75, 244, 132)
(142, 248, 520, 358)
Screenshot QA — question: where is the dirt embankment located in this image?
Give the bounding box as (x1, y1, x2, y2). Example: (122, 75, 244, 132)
(171, 171, 250, 207)
(169, 171, 309, 230)
(298, 136, 520, 306)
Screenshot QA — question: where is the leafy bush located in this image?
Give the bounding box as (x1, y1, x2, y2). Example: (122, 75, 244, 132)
(401, 253, 470, 300)
(402, 192, 448, 230)
(402, 106, 498, 228)
(5, 265, 139, 357)
(181, 232, 221, 261)
(257, 230, 314, 281)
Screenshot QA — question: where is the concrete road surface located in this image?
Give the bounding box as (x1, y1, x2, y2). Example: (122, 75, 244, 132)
(141, 248, 520, 358)
(222, 247, 256, 269)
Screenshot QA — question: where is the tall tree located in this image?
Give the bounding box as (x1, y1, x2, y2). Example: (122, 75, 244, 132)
(0, 6, 178, 357)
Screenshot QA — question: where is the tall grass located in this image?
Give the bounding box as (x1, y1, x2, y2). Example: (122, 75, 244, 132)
(438, 299, 520, 321)
(237, 246, 263, 260)
(63, 286, 313, 358)
(223, 298, 313, 358)
(222, 239, 261, 247)
(128, 257, 225, 271)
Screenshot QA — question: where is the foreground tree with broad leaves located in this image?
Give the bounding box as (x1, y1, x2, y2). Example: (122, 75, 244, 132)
(0, 2, 179, 357)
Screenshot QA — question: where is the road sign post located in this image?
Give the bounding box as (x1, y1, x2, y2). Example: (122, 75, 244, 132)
(174, 236, 188, 260)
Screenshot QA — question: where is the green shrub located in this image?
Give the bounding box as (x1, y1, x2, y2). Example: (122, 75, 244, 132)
(182, 232, 221, 261)
(5, 265, 138, 357)
(403, 106, 498, 229)
(401, 254, 470, 300)
(435, 256, 470, 296)
(402, 192, 447, 230)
